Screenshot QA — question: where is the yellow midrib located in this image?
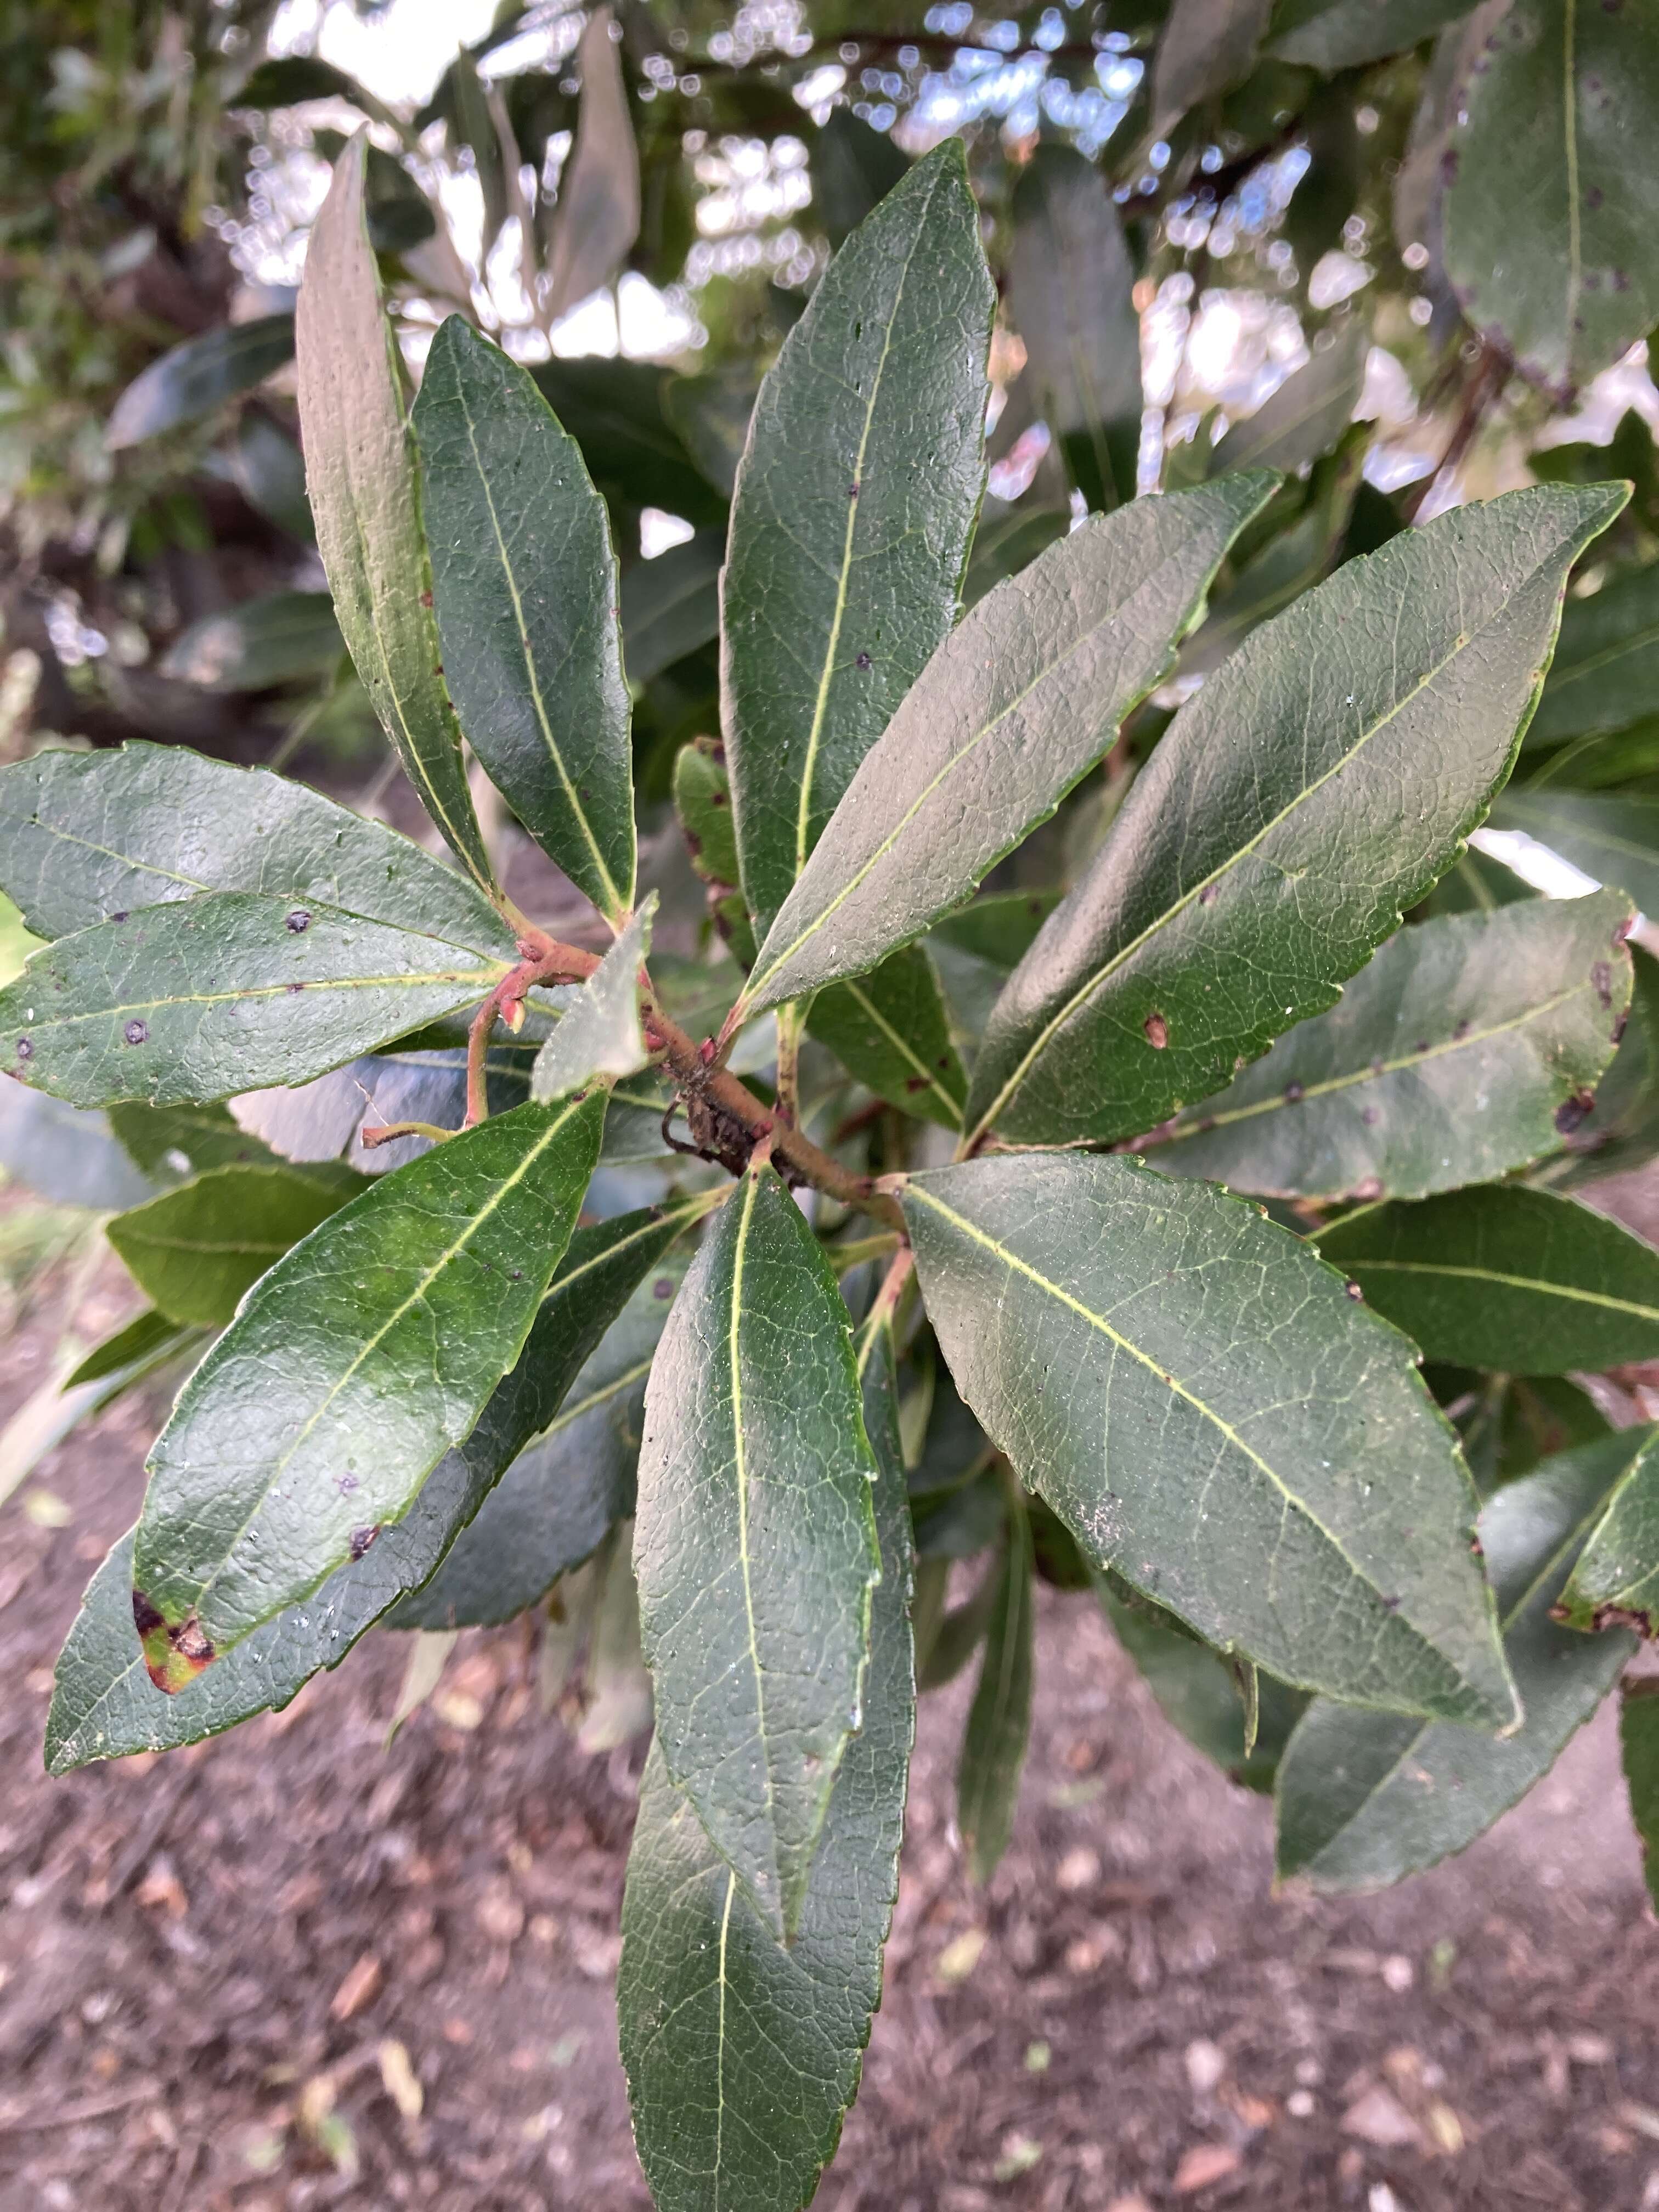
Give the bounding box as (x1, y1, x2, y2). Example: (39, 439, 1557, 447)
(1335, 1256, 1659, 1326)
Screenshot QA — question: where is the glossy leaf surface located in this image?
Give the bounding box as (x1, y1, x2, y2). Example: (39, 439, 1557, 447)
(1440, 0, 1659, 398)
(132, 1093, 605, 1675)
(296, 137, 492, 887)
(415, 317, 636, 921)
(745, 478, 1274, 1013)
(0, 895, 510, 1109)
(633, 1162, 882, 1938)
(902, 1153, 1515, 1725)
(1147, 893, 1633, 1201)
(392, 1214, 697, 1629)
(1555, 1431, 1659, 1635)
(1319, 1185, 1659, 1373)
(618, 1305, 913, 2212)
(722, 140, 994, 938)
(106, 1161, 365, 1326)
(806, 945, 967, 1129)
(0, 743, 515, 953)
(1276, 1432, 1644, 1891)
(967, 486, 1623, 1147)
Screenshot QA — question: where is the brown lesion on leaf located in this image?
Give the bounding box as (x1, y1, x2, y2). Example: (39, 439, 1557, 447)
(132, 1590, 216, 1694)
(1550, 1598, 1656, 1639)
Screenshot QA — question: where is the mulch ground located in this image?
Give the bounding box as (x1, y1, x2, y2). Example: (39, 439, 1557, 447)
(3, 1227, 1658, 2212)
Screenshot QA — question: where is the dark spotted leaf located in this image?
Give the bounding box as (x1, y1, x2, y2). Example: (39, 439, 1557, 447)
(415, 317, 636, 922)
(618, 1300, 913, 2212)
(633, 1161, 882, 1938)
(1144, 893, 1633, 1201)
(1440, 0, 1659, 399)
(0, 895, 512, 1110)
(1275, 1432, 1645, 1891)
(0, 742, 515, 953)
(1318, 1184, 1659, 1374)
(296, 136, 493, 888)
(966, 486, 1624, 1148)
(723, 141, 994, 939)
(131, 1092, 605, 1680)
(901, 1152, 1516, 1725)
(1555, 1430, 1659, 1636)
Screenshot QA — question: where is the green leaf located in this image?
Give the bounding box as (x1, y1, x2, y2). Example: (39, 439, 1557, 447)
(0, 1083, 153, 1210)
(1269, 0, 1474, 74)
(806, 945, 967, 1129)
(673, 739, 741, 890)
(958, 1491, 1034, 1883)
(159, 591, 342, 691)
(106, 1101, 278, 1183)
(1440, 0, 1659, 399)
(1528, 560, 1659, 748)
(48, 1459, 479, 1771)
(1319, 1184, 1659, 1374)
(295, 136, 493, 890)
(1145, 893, 1633, 1201)
(391, 1210, 700, 1628)
(965, 485, 1626, 1148)
(531, 357, 725, 529)
(1152, 0, 1273, 132)
(64, 1307, 187, 1390)
(723, 140, 994, 940)
(634, 1161, 883, 1938)
(1099, 1582, 1308, 1792)
(901, 1153, 1516, 1726)
(618, 1300, 913, 2212)
(0, 743, 515, 955)
(415, 317, 636, 922)
(1410, 842, 1533, 917)
(1274, 1431, 1645, 1891)
(1007, 144, 1140, 512)
(810, 105, 911, 247)
(529, 898, 652, 1102)
(1551, 941, 1659, 1187)
(0, 895, 511, 1110)
(540, 7, 641, 323)
(1208, 323, 1367, 479)
(1555, 1430, 1659, 1634)
(1492, 789, 1659, 912)
(743, 478, 1274, 1015)
(622, 530, 723, 685)
(131, 1092, 605, 1680)
(229, 412, 314, 543)
(1620, 1679, 1659, 1911)
(106, 1161, 367, 1327)
(105, 315, 296, 449)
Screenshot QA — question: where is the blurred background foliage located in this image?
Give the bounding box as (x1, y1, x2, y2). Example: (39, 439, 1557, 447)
(1, 0, 1656, 826)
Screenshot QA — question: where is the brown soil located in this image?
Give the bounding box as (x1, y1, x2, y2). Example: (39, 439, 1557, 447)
(3, 1249, 1658, 2212)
